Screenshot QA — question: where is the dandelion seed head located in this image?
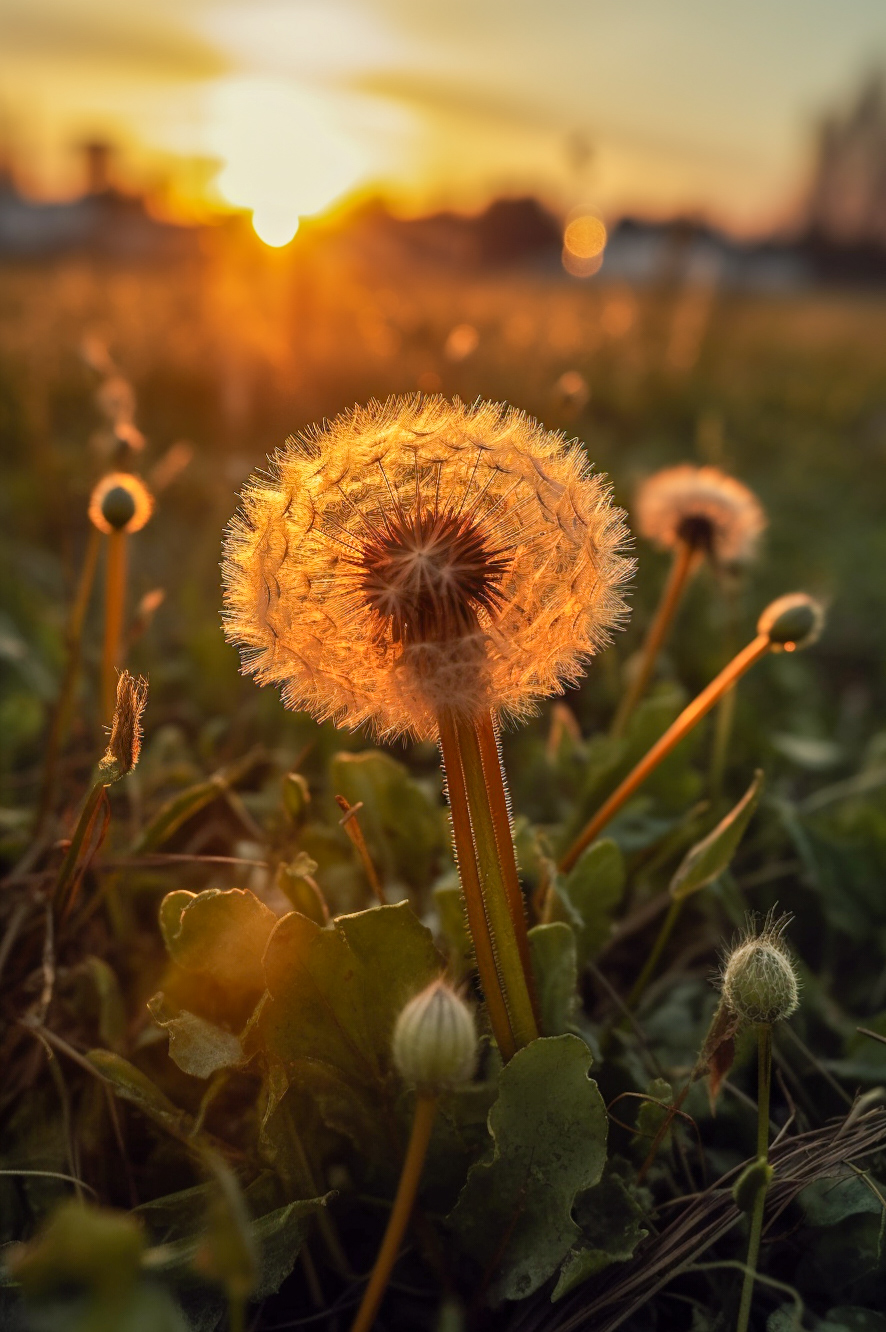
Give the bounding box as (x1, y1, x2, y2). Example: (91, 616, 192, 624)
(222, 395, 633, 739)
(635, 464, 766, 567)
(89, 472, 154, 534)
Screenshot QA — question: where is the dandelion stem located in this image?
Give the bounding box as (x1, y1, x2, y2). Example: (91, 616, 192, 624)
(438, 709, 538, 1060)
(736, 1023, 773, 1332)
(35, 526, 102, 834)
(558, 632, 772, 875)
(611, 539, 697, 737)
(625, 896, 683, 1016)
(350, 1093, 437, 1332)
(101, 530, 128, 722)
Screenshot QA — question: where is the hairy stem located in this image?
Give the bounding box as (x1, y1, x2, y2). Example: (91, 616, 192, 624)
(558, 632, 772, 875)
(438, 709, 538, 1059)
(350, 1093, 437, 1332)
(611, 540, 698, 738)
(101, 530, 128, 723)
(736, 1023, 773, 1332)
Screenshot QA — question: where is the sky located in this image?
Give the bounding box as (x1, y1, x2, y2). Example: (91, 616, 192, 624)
(1, 0, 885, 242)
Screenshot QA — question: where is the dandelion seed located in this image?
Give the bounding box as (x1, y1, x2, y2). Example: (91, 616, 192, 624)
(635, 464, 766, 568)
(222, 395, 632, 741)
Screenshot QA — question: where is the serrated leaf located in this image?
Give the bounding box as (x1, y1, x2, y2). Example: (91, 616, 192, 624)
(546, 840, 625, 963)
(258, 902, 443, 1150)
(670, 771, 764, 900)
(552, 1160, 648, 1300)
(448, 1034, 608, 1304)
(528, 924, 577, 1036)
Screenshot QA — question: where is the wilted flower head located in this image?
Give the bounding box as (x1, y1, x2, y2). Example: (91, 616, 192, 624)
(222, 396, 632, 739)
(89, 472, 154, 534)
(721, 913, 800, 1026)
(98, 670, 148, 782)
(635, 464, 765, 566)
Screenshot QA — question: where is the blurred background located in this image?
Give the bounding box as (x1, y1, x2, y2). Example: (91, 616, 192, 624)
(3, 0, 886, 803)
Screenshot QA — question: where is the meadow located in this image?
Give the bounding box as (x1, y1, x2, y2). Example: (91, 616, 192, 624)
(2, 228, 886, 1332)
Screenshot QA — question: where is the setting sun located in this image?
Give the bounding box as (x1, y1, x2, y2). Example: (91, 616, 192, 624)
(207, 76, 368, 245)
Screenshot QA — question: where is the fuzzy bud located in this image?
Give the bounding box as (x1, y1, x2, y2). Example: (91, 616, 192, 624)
(721, 916, 800, 1026)
(98, 671, 148, 783)
(757, 593, 825, 653)
(392, 980, 477, 1092)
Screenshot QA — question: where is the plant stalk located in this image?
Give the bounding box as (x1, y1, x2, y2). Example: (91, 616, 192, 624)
(35, 526, 101, 834)
(101, 530, 128, 723)
(624, 896, 683, 1015)
(438, 708, 538, 1060)
(558, 632, 772, 875)
(736, 1023, 773, 1332)
(350, 1093, 437, 1332)
(611, 539, 698, 738)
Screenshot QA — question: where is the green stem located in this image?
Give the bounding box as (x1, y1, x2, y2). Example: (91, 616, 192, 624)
(625, 897, 683, 1015)
(736, 1023, 773, 1332)
(438, 708, 538, 1057)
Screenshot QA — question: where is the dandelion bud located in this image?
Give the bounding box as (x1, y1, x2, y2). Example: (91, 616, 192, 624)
(721, 915, 799, 1026)
(98, 670, 148, 782)
(757, 592, 824, 652)
(392, 980, 478, 1092)
(89, 472, 154, 535)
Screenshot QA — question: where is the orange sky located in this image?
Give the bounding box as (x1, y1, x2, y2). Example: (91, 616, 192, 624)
(1, 0, 885, 242)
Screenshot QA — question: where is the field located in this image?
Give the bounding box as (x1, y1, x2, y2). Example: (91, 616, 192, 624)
(2, 232, 886, 1332)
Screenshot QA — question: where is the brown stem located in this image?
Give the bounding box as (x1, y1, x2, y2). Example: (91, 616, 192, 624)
(611, 539, 698, 737)
(101, 531, 128, 722)
(350, 1093, 437, 1332)
(558, 633, 772, 874)
(335, 796, 386, 905)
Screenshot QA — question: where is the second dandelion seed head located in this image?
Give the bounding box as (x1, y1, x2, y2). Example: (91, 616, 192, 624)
(635, 464, 766, 567)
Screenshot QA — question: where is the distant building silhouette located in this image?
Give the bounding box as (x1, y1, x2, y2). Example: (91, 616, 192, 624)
(807, 72, 886, 246)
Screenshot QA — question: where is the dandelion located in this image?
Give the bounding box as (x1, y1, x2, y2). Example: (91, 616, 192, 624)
(352, 980, 477, 1332)
(720, 914, 800, 1332)
(635, 464, 765, 568)
(559, 592, 825, 874)
(613, 464, 767, 735)
(223, 395, 632, 1060)
(88, 473, 154, 721)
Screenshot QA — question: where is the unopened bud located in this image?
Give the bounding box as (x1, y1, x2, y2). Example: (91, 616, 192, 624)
(392, 980, 477, 1092)
(98, 671, 148, 782)
(721, 915, 799, 1026)
(89, 472, 154, 535)
(758, 593, 824, 653)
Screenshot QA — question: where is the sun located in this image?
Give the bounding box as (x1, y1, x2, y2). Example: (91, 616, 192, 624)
(208, 76, 367, 246)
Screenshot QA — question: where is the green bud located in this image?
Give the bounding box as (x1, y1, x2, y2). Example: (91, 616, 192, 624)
(392, 980, 477, 1092)
(732, 1158, 774, 1213)
(722, 916, 800, 1026)
(100, 484, 137, 531)
(757, 592, 825, 652)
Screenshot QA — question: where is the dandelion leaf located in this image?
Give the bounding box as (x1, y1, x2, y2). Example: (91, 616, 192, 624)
(552, 1160, 649, 1300)
(330, 750, 446, 891)
(259, 901, 443, 1150)
(546, 839, 625, 963)
(147, 997, 245, 1079)
(528, 923, 578, 1035)
(448, 1034, 608, 1304)
(670, 770, 764, 900)
(88, 1050, 193, 1136)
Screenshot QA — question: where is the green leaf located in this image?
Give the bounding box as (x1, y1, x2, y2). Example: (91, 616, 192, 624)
(87, 1051, 191, 1137)
(258, 902, 443, 1150)
(147, 997, 244, 1080)
(135, 748, 266, 853)
(160, 889, 276, 994)
(528, 924, 577, 1036)
(819, 1309, 886, 1332)
(448, 1034, 608, 1304)
(799, 1175, 886, 1228)
(670, 770, 764, 900)
(547, 840, 625, 964)
(330, 750, 445, 891)
(433, 882, 473, 980)
(552, 1160, 649, 1300)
